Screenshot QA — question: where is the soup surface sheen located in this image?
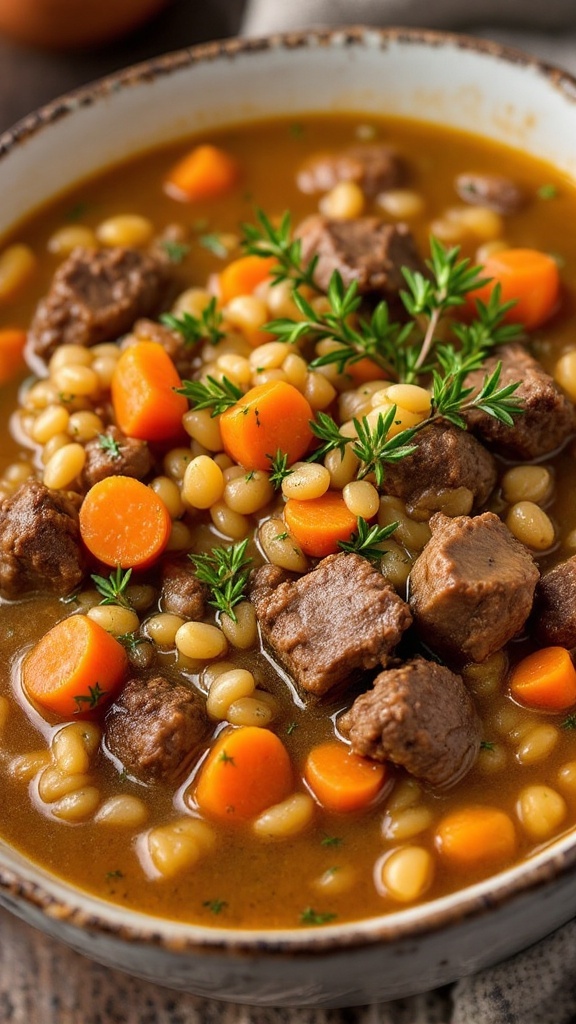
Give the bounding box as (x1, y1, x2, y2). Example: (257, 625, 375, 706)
(2, 115, 576, 930)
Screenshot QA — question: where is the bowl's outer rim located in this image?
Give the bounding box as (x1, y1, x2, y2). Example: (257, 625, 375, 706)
(2, 24, 576, 159)
(2, 22, 576, 957)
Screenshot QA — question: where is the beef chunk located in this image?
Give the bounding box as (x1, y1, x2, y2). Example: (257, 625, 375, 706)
(29, 246, 169, 361)
(409, 512, 539, 664)
(464, 343, 575, 459)
(296, 216, 424, 296)
(339, 657, 481, 788)
(297, 144, 403, 197)
(250, 552, 412, 696)
(455, 173, 524, 215)
(105, 675, 209, 783)
(132, 317, 196, 379)
(382, 422, 497, 519)
(82, 426, 152, 490)
(160, 559, 207, 620)
(0, 480, 85, 598)
(533, 556, 576, 647)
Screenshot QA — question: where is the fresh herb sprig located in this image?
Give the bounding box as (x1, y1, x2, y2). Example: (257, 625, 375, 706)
(176, 374, 243, 415)
(267, 271, 413, 378)
(189, 540, 252, 622)
(241, 211, 524, 395)
(242, 209, 318, 289)
(97, 433, 122, 460)
(91, 566, 133, 609)
(310, 407, 419, 486)
(161, 297, 225, 348)
(339, 517, 399, 563)
(267, 449, 293, 490)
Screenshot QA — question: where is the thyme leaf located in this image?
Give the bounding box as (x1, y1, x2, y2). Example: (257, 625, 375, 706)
(189, 540, 252, 622)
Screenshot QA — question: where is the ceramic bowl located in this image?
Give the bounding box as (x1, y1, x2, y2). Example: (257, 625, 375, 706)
(2, 26, 576, 1009)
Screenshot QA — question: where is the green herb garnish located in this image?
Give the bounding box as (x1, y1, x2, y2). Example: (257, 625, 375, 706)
(91, 566, 133, 609)
(300, 907, 337, 926)
(97, 432, 122, 460)
(161, 297, 224, 347)
(189, 540, 252, 622)
(339, 517, 399, 563)
(175, 374, 242, 416)
(160, 239, 191, 263)
(73, 682, 107, 713)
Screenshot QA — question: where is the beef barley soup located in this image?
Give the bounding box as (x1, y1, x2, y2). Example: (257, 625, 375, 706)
(2, 114, 576, 930)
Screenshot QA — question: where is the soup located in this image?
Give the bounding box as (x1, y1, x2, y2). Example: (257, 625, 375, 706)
(1, 115, 576, 930)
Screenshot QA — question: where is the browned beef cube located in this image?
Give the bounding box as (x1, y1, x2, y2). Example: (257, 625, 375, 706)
(29, 246, 170, 361)
(250, 552, 412, 696)
(0, 480, 85, 598)
(455, 173, 524, 214)
(464, 343, 575, 459)
(533, 556, 576, 647)
(409, 512, 539, 663)
(295, 216, 424, 296)
(105, 676, 210, 783)
(81, 426, 152, 491)
(382, 422, 497, 519)
(297, 144, 403, 197)
(160, 559, 207, 620)
(133, 317, 197, 379)
(339, 657, 481, 788)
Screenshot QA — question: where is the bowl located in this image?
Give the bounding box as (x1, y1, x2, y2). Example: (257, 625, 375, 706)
(2, 26, 576, 1008)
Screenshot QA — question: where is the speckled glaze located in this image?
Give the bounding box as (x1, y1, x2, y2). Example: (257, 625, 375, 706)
(2, 27, 576, 1008)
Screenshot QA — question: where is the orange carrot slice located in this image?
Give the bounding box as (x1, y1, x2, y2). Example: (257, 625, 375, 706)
(435, 805, 517, 869)
(284, 491, 358, 558)
(195, 726, 293, 821)
(304, 741, 387, 813)
(0, 328, 26, 385)
(79, 475, 171, 569)
(22, 614, 128, 718)
(111, 341, 188, 443)
(219, 380, 314, 471)
(467, 248, 560, 330)
(164, 144, 239, 202)
(509, 646, 576, 711)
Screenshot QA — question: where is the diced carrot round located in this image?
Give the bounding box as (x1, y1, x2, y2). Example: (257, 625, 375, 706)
(79, 475, 172, 569)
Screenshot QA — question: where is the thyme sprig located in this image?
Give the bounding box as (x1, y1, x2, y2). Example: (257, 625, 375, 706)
(189, 540, 252, 622)
(241, 209, 318, 289)
(310, 364, 522, 486)
(175, 374, 242, 415)
(161, 297, 225, 347)
(267, 449, 293, 490)
(339, 517, 399, 563)
(241, 210, 523, 389)
(91, 566, 133, 609)
(267, 271, 413, 378)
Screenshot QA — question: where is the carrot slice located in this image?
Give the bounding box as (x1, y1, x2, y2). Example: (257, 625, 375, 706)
(22, 614, 128, 718)
(304, 741, 387, 813)
(0, 328, 26, 385)
(219, 380, 314, 472)
(219, 255, 277, 306)
(284, 491, 359, 558)
(164, 144, 239, 202)
(435, 805, 517, 869)
(509, 646, 576, 711)
(467, 248, 560, 330)
(111, 340, 188, 443)
(79, 476, 171, 569)
(195, 726, 293, 821)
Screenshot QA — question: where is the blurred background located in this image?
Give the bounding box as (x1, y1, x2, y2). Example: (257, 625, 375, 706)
(1, 0, 576, 135)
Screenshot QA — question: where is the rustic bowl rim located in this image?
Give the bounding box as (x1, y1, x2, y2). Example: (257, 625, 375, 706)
(2, 23, 576, 958)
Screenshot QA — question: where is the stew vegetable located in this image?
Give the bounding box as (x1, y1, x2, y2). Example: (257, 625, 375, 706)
(2, 115, 576, 928)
